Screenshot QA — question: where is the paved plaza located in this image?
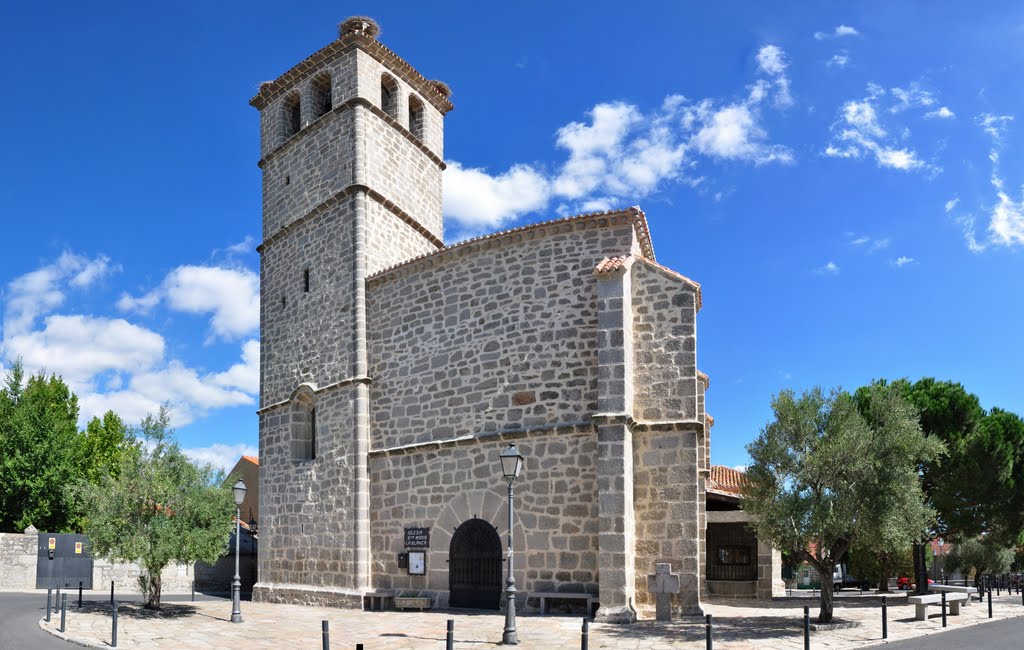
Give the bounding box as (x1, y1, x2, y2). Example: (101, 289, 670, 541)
(38, 591, 1024, 649)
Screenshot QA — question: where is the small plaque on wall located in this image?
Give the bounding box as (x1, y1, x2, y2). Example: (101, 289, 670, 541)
(405, 527, 430, 548)
(408, 551, 426, 575)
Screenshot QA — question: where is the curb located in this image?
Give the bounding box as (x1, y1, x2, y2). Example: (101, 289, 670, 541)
(38, 617, 108, 649)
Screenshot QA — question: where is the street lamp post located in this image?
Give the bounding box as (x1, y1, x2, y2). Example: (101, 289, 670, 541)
(231, 479, 247, 623)
(499, 443, 524, 646)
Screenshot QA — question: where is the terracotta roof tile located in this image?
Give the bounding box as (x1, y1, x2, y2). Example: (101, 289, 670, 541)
(242, 455, 260, 466)
(708, 464, 746, 495)
(594, 255, 630, 275)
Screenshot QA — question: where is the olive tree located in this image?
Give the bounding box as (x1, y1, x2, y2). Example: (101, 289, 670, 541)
(72, 407, 235, 608)
(744, 385, 941, 622)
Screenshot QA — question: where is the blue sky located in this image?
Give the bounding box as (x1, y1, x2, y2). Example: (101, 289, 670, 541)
(1, 2, 1022, 472)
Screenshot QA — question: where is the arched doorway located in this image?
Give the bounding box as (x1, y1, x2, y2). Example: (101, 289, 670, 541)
(448, 518, 503, 609)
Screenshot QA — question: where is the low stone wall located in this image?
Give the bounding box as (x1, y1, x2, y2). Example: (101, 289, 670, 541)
(0, 530, 196, 594)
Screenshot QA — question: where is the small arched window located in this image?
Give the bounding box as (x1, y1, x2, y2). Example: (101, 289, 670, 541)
(408, 95, 425, 141)
(291, 388, 317, 461)
(282, 92, 301, 140)
(380, 74, 399, 120)
(311, 74, 332, 120)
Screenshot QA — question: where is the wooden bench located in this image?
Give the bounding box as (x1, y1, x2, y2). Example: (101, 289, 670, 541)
(394, 596, 432, 611)
(529, 591, 594, 616)
(907, 592, 969, 620)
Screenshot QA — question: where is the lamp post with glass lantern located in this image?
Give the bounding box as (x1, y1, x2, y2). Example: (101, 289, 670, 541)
(231, 479, 247, 623)
(499, 443, 524, 645)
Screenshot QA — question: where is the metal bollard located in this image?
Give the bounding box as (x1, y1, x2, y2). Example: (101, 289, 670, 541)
(112, 601, 118, 648)
(581, 618, 589, 650)
(446, 619, 454, 650)
(46, 588, 52, 623)
(192, 580, 195, 602)
(803, 605, 810, 650)
(78, 581, 83, 608)
(357, 645, 364, 650)
(882, 596, 887, 639)
(988, 586, 993, 618)
(111, 580, 114, 605)
(941, 591, 947, 628)
(706, 613, 713, 650)
(321, 620, 329, 650)
(60, 594, 67, 633)
(55, 586, 61, 613)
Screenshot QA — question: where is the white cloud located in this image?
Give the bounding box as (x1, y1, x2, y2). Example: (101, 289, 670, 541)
(119, 265, 259, 341)
(443, 47, 794, 233)
(224, 236, 255, 255)
(850, 236, 871, 246)
(925, 106, 955, 120)
(890, 83, 935, 113)
(183, 443, 258, 474)
(959, 113, 1024, 251)
(209, 339, 260, 394)
(756, 45, 787, 75)
(815, 25, 860, 40)
(816, 261, 840, 274)
(944, 197, 960, 212)
(892, 256, 916, 267)
(3, 252, 119, 338)
(825, 85, 939, 173)
(847, 233, 890, 253)
(691, 104, 793, 164)
(4, 315, 165, 387)
(827, 53, 850, 68)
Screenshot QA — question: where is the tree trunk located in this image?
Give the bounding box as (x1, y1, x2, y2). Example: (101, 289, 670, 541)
(140, 569, 163, 609)
(914, 543, 929, 595)
(818, 578, 835, 623)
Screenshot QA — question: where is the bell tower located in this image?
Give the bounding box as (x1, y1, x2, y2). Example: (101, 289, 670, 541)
(252, 17, 452, 604)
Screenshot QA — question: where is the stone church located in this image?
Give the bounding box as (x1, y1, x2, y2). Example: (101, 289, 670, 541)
(252, 17, 781, 622)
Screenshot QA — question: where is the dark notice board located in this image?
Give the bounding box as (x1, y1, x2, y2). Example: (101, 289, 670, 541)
(404, 527, 430, 548)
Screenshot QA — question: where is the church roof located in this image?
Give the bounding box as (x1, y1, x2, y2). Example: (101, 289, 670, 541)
(708, 465, 747, 496)
(250, 18, 454, 114)
(367, 207, 656, 285)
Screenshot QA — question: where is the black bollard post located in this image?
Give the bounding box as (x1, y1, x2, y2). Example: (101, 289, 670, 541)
(78, 581, 83, 608)
(110, 580, 114, 605)
(321, 620, 329, 650)
(112, 601, 118, 648)
(882, 596, 888, 639)
(941, 591, 947, 628)
(356, 645, 363, 650)
(46, 588, 52, 623)
(581, 618, 589, 650)
(60, 594, 67, 633)
(988, 586, 993, 618)
(803, 606, 810, 650)
(192, 580, 195, 602)
(706, 613, 713, 650)
(55, 586, 61, 613)
(997, 579, 1001, 596)
(446, 619, 454, 650)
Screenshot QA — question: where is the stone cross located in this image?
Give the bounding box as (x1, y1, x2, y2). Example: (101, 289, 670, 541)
(646, 563, 680, 622)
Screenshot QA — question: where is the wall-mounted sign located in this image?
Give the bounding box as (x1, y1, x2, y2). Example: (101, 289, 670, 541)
(48, 537, 56, 550)
(74, 542, 82, 554)
(408, 550, 426, 575)
(404, 527, 430, 548)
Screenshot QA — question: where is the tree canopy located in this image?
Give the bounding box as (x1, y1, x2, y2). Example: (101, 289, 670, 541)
(744, 385, 940, 622)
(0, 361, 137, 533)
(71, 407, 235, 608)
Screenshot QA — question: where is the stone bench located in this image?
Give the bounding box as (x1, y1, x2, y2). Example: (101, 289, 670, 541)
(394, 596, 432, 611)
(529, 591, 594, 616)
(362, 591, 395, 611)
(907, 592, 969, 620)
(929, 584, 976, 604)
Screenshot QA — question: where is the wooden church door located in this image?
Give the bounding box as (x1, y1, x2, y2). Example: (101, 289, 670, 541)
(448, 518, 502, 609)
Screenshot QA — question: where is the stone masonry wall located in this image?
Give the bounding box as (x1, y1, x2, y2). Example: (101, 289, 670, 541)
(632, 425, 705, 616)
(0, 531, 194, 593)
(365, 195, 438, 276)
(366, 220, 638, 451)
(260, 199, 355, 407)
(368, 428, 599, 608)
(257, 385, 358, 591)
(631, 260, 699, 422)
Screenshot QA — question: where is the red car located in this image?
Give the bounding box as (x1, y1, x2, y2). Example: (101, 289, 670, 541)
(897, 576, 935, 590)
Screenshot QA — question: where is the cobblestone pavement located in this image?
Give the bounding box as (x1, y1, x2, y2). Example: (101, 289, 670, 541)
(38, 592, 1024, 649)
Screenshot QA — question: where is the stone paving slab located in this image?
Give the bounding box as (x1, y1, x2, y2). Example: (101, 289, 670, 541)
(38, 592, 1024, 649)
